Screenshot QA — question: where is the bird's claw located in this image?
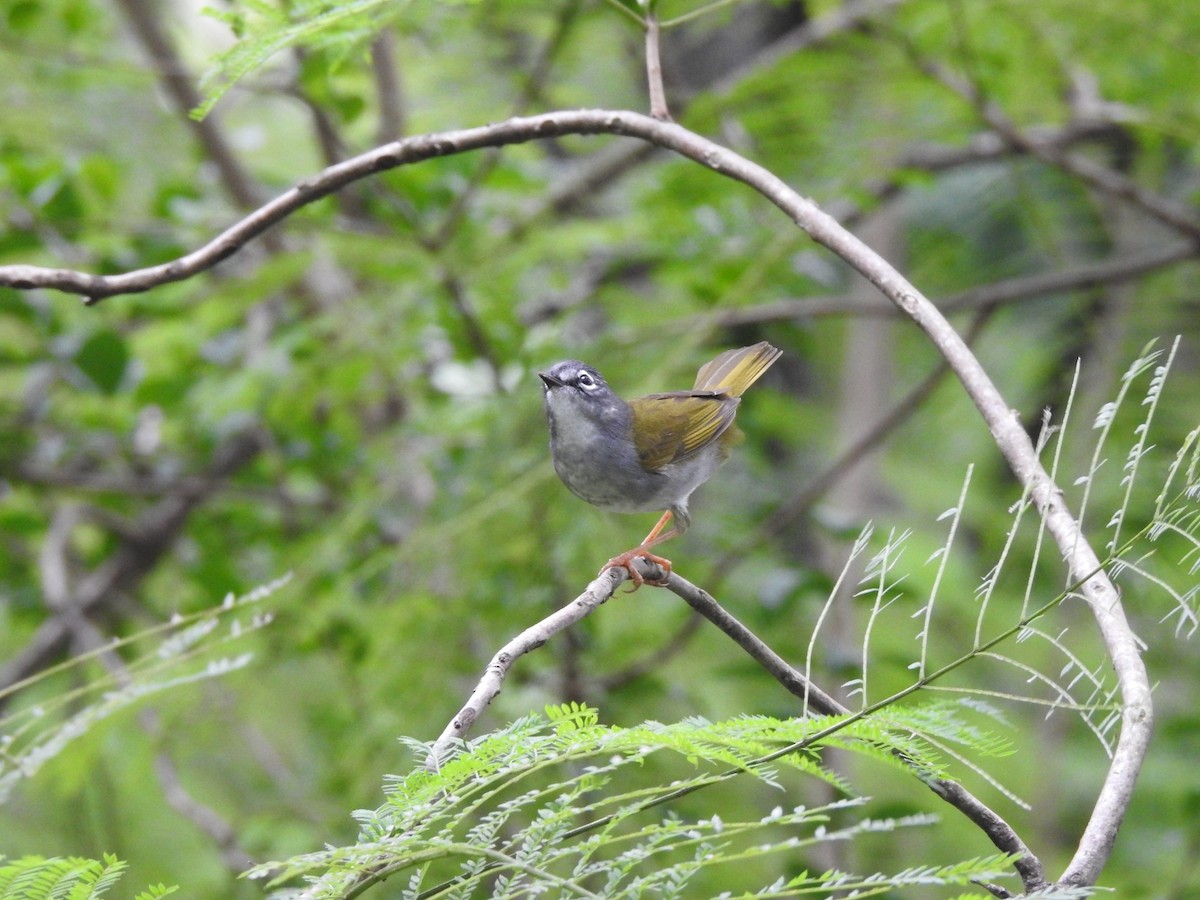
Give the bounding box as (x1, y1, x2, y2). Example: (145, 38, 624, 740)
(602, 548, 673, 592)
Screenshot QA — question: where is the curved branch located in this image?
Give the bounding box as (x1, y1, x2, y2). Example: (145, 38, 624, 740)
(428, 566, 624, 768)
(0, 113, 654, 302)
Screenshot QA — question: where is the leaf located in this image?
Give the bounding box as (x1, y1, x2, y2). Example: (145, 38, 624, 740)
(74, 330, 128, 394)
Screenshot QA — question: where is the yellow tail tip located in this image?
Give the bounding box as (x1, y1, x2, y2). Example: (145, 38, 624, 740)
(693, 341, 782, 395)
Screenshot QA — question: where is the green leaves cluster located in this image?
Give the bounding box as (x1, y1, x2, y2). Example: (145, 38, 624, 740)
(250, 702, 1022, 898)
(0, 854, 175, 900)
(196, 0, 409, 120)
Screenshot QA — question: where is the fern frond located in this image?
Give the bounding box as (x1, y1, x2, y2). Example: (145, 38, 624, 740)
(0, 853, 169, 900)
(251, 706, 1024, 898)
(920, 466, 973, 677)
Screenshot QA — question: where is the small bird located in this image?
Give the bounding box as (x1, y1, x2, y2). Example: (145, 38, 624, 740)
(539, 342, 781, 588)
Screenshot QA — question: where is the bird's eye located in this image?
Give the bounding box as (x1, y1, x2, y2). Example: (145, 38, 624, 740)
(577, 371, 597, 389)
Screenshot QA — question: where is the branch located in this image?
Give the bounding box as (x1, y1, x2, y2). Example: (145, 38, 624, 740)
(885, 27, 1200, 246)
(0, 0, 913, 299)
(688, 240, 1197, 327)
(644, 12, 671, 121)
(428, 566, 625, 767)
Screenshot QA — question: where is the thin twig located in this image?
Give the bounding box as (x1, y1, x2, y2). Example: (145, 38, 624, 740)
(644, 13, 671, 121)
(427, 566, 623, 768)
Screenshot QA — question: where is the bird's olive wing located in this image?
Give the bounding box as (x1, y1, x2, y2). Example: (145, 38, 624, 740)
(629, 391, 739, 471)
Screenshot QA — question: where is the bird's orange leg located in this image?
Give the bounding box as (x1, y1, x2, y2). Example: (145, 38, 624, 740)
(603, 510, 679, 590)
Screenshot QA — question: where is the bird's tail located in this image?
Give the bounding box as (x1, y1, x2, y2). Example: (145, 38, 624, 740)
(692, 341, 782, 396)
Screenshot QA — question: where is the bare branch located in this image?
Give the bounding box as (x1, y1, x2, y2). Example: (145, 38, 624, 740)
(644, 13, 671, 121)
(428, 566, 625, 767)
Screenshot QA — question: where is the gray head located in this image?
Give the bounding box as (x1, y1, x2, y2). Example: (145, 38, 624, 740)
(538, 360, 625, 428)
(539, 359, 610, 397)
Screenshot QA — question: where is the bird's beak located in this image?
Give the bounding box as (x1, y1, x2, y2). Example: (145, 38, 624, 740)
(538, 371, 563, 388)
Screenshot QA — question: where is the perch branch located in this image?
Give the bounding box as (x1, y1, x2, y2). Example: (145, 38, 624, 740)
(428, 566, 625, 767)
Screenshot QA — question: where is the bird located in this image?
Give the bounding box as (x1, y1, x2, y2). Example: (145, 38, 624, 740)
(538, 341, 781, 588)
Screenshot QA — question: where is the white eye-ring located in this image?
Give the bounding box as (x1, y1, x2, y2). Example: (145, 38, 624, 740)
(577, 371, 597, 389)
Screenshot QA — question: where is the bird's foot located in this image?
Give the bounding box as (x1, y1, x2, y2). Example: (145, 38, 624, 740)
(602, 548, 673, 591)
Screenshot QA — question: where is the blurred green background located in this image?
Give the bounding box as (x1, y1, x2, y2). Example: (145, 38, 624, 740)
(1, 0, 1198, 895)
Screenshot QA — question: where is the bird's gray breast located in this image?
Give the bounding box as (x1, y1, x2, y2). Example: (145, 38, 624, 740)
(544, 391, 666, 513)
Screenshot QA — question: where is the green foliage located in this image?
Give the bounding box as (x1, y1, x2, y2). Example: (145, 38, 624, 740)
(249, 703, 1023, 898)
(196, 0, 423, 120)
(0, 577, 287, 803)
(0, 853, 176, 900)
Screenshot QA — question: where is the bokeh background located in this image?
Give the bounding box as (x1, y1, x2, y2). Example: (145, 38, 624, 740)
(1, 0, 1198, 895)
